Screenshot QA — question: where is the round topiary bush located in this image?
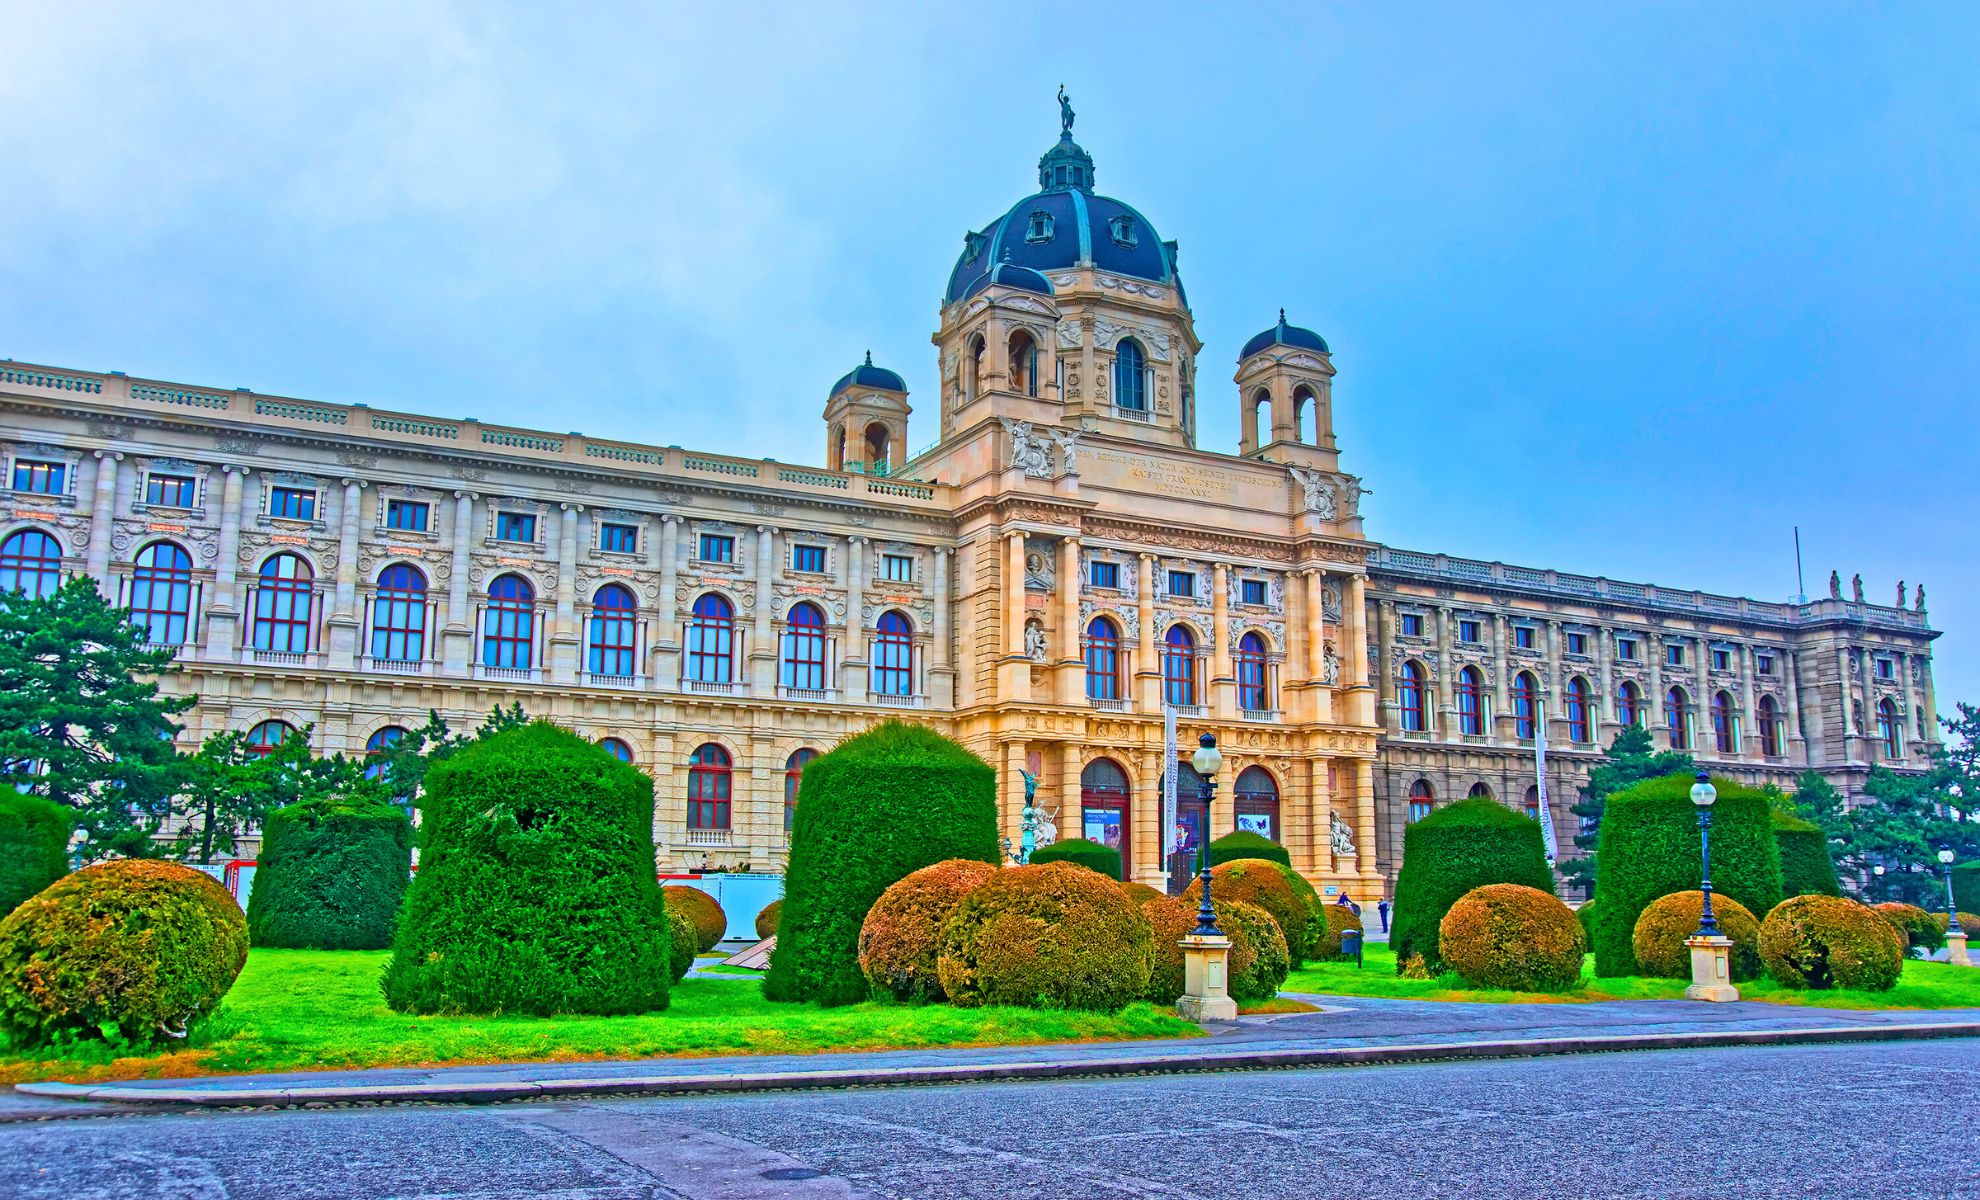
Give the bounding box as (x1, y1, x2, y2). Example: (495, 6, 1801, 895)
(0, 860, 248, 1047)
(0, 794, 71, 917)
(1142, 894, 1289, 1006)
(1311, 903, 1364, 962)
(937, 862, 1151, 1010)
(1181, 859, 1323, 967)
(1758, 895, 1904, 991)
(755, 899, 782, 940)
(1873, 902, 1943, 957)
(382, 721, 672, 1016)
(859, 859, 997, 1002)
(766, 722, 1000, 1006)
(1773, 811, 1841, 898)
(1122, 881, 1164, 906)
(666, 908, 699, 985)
(1391, 798, 1553, 976)
(664, 886, 728, 954)
(245, 796, 413, 950)
(1207, 830, 1292, 869)
(1592, 774, 1783, 976)
(1028, 837, 1123, 879)
(1630, 891, 1762, 981)
(1439, 883, 1586, 993)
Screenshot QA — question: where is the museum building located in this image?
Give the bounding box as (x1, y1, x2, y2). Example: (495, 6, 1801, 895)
(0, 102, 1941, 897)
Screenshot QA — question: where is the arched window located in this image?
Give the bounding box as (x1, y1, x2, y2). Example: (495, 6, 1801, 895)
(130, 541, 193, 646)
(1113, 339, 1147, 411)
(253, 553, 315, 654)
(364, 725, 408, 787)
(246, 720, 295, 760)
(0, 528, 63, 600)
(1079, 757, 1131, 879)
(1236, 632, 1271, 713)
(588, 584, 638, 678)
(371, 564, 427, 663)
(784, 748, 818, 831)
(1523, 785, 1540, 821)
(482, 574, 535, 670)
(600, 736, 633, 763)
(1456, 667, 1485, 736)
(1398, 661, 1427, 732)
(686, 593, 734, 684)
(1512, 672, 1539, 740)
(780, 602, 827, 691)
(1618, 680, 1644, 727)
(966, 334, 985, 403)
(1712, 691, 1738, 755)
(686, 743, 731, 830)
(1407, 779, 1435, 823)
(1666, 686, 1690, 750)
(1757, 695, 1783, 758)
(1010, 330, 1039, 398)
(1161, 624, 1197, 706)
(1468, 781, 1494, 801)
(1233, 766, 1280, 840)
(1291, 384, 1317, 443)
(1878, 699, 1901, 759)
(873, 610, 914, 696)
(1085, 616, 1122, 701)
(1565, 676, 1592, 744)
(864, 423, 891, 475)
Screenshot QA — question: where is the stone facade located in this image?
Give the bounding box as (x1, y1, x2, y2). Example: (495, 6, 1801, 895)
(0, 111, 1938, 897)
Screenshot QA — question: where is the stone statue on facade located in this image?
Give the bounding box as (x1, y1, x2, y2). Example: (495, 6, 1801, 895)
(1330, 812, 1357, 857)
(1288, 466, 1337, 519)
(1047, 427, 1084, 475)
(1023, 619, 1048, 663)
(999, 417, 1053, 479)
(1916, 584, 1927, 612)
(1322, 645, 1341, 685)
(1829, 570, 1842, 600)
(1852, 573, 1864, 603)
(1897, 581, 1907, 609)
(1344, 476, 1370, 517)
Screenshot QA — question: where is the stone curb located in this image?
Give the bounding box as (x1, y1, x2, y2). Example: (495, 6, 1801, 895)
(14, 1019, 1980, 1112)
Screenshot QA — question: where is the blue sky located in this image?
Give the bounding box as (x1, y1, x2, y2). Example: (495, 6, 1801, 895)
(4, 4, 1976, 708)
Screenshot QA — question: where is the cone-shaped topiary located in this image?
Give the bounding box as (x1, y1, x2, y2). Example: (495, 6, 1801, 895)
(1182, 859, 1324, 967)
(1390, 798, 1553, 976)
(245, 795, 413, 950)
(1439, 883, 1585, 992)
(859, 858, 997, 1001)
(1759, 895, 1903, 991)
(666, 908, 699, 984)
(1591, 774, 1782, 976)
(1631, 891, 1762, 981)
(0, 794, 71, 916)
(1873, 902, 1943, 957)
(1311, 903, 1364, 962)
(1207, 830, 1292, 869)
(1142, 894, 1287, 1005)
(1029, 837, 1123, 879)
(1576, 899, 1600, 947)
(0, 860, 248, 1047)
(765, 721, 1000, 1006)
(381, 721, 671, 1016)
(937, 862, 1151, 1009)
(664, 886, 728, 954)
(755, 899, 782, 939)
(1773, 811, 1841, 898)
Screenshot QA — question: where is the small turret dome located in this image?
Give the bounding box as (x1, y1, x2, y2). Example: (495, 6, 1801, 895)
(829, 351, 906, 397)
(961, 255, 1055, 300)
(1239, 310, 1330, 361)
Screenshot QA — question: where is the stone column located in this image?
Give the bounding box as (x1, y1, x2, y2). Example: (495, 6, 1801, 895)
(1375, 600, 1398, 733)
(1491, 613, 1512, 740)
(1837, 645, 1857, 759)
(324, 477, 366, 669)
(1135, 552, 1158, 709)
(1545, 619, 1567, 744)
(1003, 742, 1029, 851)
(1305, 570, 1332, 723)
(1596, 623, 1616, 740)
(652, 515, 680, 688)
(547, 503, 582, 684)
(84, 450, 123, 587)
(1785, 648, 1809, 763)
(441, 491, 476, 675)
(1345, 573, 1373, 726)
(1210, 562, 1233, 717)
(1434, 604, 1454, 737)
(203, 465, 248, 660)
(998, 531, 1029, 699)
(1740, 644, 1759, 758)
(1647, 633, 1666, 749)
(748, 524, 777, 693)
(1918, 656, 1940, 752)
(929, 548, 955, 707)
(1056, 536, 1083, 705)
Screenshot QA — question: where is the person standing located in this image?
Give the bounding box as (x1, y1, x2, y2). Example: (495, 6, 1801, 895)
(1377, 897, 1390, 933)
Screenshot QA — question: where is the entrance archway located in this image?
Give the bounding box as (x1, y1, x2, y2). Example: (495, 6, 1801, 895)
(1079, 757, 1131, 880)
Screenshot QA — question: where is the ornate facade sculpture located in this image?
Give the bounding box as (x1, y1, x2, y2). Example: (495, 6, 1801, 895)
(999, 417, 1053, 479)
(1046, 427, 1084, 474)
(1287, 466, 1337, 519)
(1023, 619, 1048, 663)
(1330, 812, 1357, 857)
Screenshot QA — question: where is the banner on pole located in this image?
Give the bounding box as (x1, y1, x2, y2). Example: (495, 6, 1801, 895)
(1535, 699, 1560, 863)
(1163, 705, 1179, 854)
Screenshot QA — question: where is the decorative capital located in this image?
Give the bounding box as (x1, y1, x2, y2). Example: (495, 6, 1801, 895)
(93, 449, 123, 462)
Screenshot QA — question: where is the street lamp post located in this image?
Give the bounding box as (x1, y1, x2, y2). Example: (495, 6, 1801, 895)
(1872, 863, 1885, 904)
(1684, 771, 1739, 1001)
(1191, 734, 1223, 937)
(1175, 733, 1236, 1022)
(1941, 849, 1971, 967)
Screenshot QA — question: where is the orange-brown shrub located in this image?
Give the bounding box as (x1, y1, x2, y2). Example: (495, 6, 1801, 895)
(1141, 895, 1287, 1004)
(663, 886, 728, 954)
(1759, 895, 1903, 991)
(666, 908, 698, 984)
(1312, 904, 1365, 962)
(937, 862, 1150, 1010)
(755, 899, 783, 940)
(1182, 860, 1320, 966)
(1874, 902, 1942, 956)
(1439, 883, 1586, 992)
(858, 858, 998, 1002)
(1122, 882, 1165, 907)
(1930, 911, 1980, 938)
(1631, 891, 1762, 980)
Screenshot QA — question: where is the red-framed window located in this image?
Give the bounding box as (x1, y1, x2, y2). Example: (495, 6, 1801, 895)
(1565, 676, 1592, 744)
(1877, 700, 1901, 759)
(252, 553, 314, 653)
(873, 610, 914, 696)
(1398, 661, 1427, 732)
(588, 583, 638, 678)
(364, 725, 408, 784)
(1236, 632, 1270, 712)
(1712, 691, 1737, 754)
(1618, 681, 1644, 726)
(1456, 667, 1485, 735)
(686, 593, 734, 683)
(1512, 672, 1539, 740)
(246, 720, 295, 760)
(1757, 696, 1783, 757)
(0, 528, 64, 600)
(1161, 624, 1197, 706)
(784, 747, 818, 830)
(687, 743, 732, 830)
(130, 541, 193, 646)
(1085, 617, 1122, 701)
(1407, 779, 1434, 823)
(1523, 785, 1540, 821)
(780, 602, 827, 690)
(371, 564, 427, 662)
(482, 574, 535, 670)
(1666, 687, 1690, 750)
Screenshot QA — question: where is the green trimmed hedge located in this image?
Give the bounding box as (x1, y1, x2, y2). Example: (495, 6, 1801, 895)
(1390, 798, 1553, 976)
(1954, 863, 1980, 913)
(764, 722, 1000, 1006)
(1207, 830, 1292, 869)
(1773, 811, 1840, 898)
(666, 908, 698, 985)
(1591, 773, 1783, 976)
(1029, 837, 1123, 879)
(245, 796, 413, 949)
(382, 721, 672, 1016)
(0, 794, 71, 916)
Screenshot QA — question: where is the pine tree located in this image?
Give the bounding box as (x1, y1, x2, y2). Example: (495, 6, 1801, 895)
(367, 703, 529, 808)
(1559, 723, 1694, 894)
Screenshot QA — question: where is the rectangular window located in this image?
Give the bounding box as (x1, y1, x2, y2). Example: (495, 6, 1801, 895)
(1241, 579, 1269, 607)
(11, 460, 64, 494)
(1617, 637, 1638, 661)
(1666, 643, 1685, 666)
(1514, 626, 1535, 650)
(882, 554, 914, 582)
(1876, 658, 1895, 679)
(1713, 648, 1731, 671)
(698, 533, 734, 563)
(495, 512, 537, 543)
(1089, 560, 1120, 589)
(1167, 571, 1196, 599)
(147, 474, 197, 508)
(600, 522, 638, 554)
(1399, 613, 1424, 638)
(384, 499, 429, 532)
(1756, 653, 1774, 675)
(268, 486, 315, 521)
(1566, 631, 1588, 656)
(1459, 619, 1480, 644)
(790, 544, 826, 573)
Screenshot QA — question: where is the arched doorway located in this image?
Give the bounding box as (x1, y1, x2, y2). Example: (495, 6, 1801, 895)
(1079, 757, 1131, 880)
(1233, 766, 1281, 841)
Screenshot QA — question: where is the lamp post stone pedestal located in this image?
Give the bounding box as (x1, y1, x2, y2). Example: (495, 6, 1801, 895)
(1684, 934, 1740, 1002)
(1950, 930, 1972, 968)
(1176, 933, 1238, 1022)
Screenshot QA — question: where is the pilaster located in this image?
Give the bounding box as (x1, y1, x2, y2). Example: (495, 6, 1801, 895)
(324, 477, 367, 670)
(441, 491, 476, 675)
(85, 450, 122, 588)
(202, 464, 248, 660)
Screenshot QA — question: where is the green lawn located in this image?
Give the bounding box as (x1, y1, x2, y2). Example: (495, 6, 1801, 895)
(0, 949, 1199, 1086)
(1287, 942, 1980, 1009)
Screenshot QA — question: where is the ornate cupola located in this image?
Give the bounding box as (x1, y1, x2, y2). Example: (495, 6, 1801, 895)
(1235, 310, 1338, 466)
(823, 352, 910, 476)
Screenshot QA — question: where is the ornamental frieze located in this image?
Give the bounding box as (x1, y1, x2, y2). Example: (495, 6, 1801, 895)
(238, 530, 337, 573)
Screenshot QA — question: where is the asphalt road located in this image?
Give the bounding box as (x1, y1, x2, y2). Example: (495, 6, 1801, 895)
(5, 1039, 1977, 1199)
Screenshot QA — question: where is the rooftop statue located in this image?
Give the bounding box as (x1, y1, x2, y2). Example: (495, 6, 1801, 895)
(1058, 84, 1075, 134)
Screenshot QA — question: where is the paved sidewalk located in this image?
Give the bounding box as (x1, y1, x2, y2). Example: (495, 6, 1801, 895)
(10, 992, 1980, 1117)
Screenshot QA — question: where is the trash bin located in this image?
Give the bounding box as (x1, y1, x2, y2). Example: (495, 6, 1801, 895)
(1339, 928, 1364, 968)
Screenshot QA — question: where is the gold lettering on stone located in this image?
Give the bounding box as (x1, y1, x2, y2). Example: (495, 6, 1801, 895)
(1085, 449, 1242, 503)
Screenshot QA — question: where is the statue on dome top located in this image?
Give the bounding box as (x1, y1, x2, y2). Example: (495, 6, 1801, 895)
(1058, 84, 1075, 134)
